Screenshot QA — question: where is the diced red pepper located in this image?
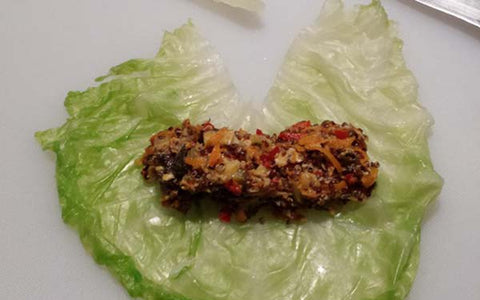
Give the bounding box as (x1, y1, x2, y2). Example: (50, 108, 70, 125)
(260, 146, 280, 168)
(271, 177, 280, 184)
(202, 121, 214, 131)
(218, 211, 231, 223)
(292, 120, 311, 130)
(334, 129, 349, 139)
(345, 173, 357, 185)
(278, 121, 310, 141)
(225, 180, 242, 196)
(278, 132, 303, 141)
(261, 157, 272, 168)
(256, 129, 264, 135)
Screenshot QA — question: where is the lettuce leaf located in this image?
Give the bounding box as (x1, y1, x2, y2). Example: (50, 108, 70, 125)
(213, 0, 264, 12)
(36, 1, 442, 299)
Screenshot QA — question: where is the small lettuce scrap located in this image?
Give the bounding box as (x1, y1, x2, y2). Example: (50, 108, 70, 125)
(213, 0, 264, 12)
(36, 1, 442, 299)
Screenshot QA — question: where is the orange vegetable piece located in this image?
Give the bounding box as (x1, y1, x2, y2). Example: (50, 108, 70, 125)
(361, 167, 378, 188)
(208, 144, 222, 167)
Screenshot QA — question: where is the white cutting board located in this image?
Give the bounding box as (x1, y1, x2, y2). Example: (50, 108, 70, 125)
(1, 0, 479, 299)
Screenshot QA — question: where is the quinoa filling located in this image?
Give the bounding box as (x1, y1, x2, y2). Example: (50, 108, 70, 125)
(141, 120, 379, 222)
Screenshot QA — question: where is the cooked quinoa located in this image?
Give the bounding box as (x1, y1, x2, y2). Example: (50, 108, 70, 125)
(141, 120, 379, 222)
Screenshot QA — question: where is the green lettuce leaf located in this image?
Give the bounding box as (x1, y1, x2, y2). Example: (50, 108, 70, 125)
(213, 0, 264, 12)
(36, 1, 442, 299)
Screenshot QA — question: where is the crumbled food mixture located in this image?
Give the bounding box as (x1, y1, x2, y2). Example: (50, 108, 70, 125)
(141, 120, 379, 222)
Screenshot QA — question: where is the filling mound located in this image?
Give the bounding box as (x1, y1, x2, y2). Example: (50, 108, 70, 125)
(141, 120, 379, 222)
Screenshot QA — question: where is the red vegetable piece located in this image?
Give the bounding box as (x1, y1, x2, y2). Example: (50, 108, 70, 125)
(202, 121, 214, 131)
(218, 211, 231, 223)
(256, 129, 264, 135)
(260, 146, 280, 168)
(334, 129, 349, 139)
(345, 173, 357, 185)
(278, 132, 303, 141)
(225, 180, 242, 196)
(292, 120, 311, 130)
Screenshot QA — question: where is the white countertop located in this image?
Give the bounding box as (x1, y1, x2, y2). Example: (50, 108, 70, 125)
(1, 0, 479, 299)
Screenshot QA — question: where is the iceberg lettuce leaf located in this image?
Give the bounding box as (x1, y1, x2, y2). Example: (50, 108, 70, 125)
(36, 1, 442, 300)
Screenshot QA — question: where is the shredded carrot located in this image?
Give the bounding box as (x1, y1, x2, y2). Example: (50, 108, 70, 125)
(356, 149, 369, 164)
(246, 146, 260, 161)
(206, 128, 228, 147)
(327, 137, 355, 149)
(294, 145, 305, 153)
(306, 145, 343, 173)
(184, 156, 207, 169)
(334, 180, 347, 190)
(299, 134, 325, 147)
(208, 144, 222, 167)
(361, 167, 378, 188)
(322, 147, 343, 173)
